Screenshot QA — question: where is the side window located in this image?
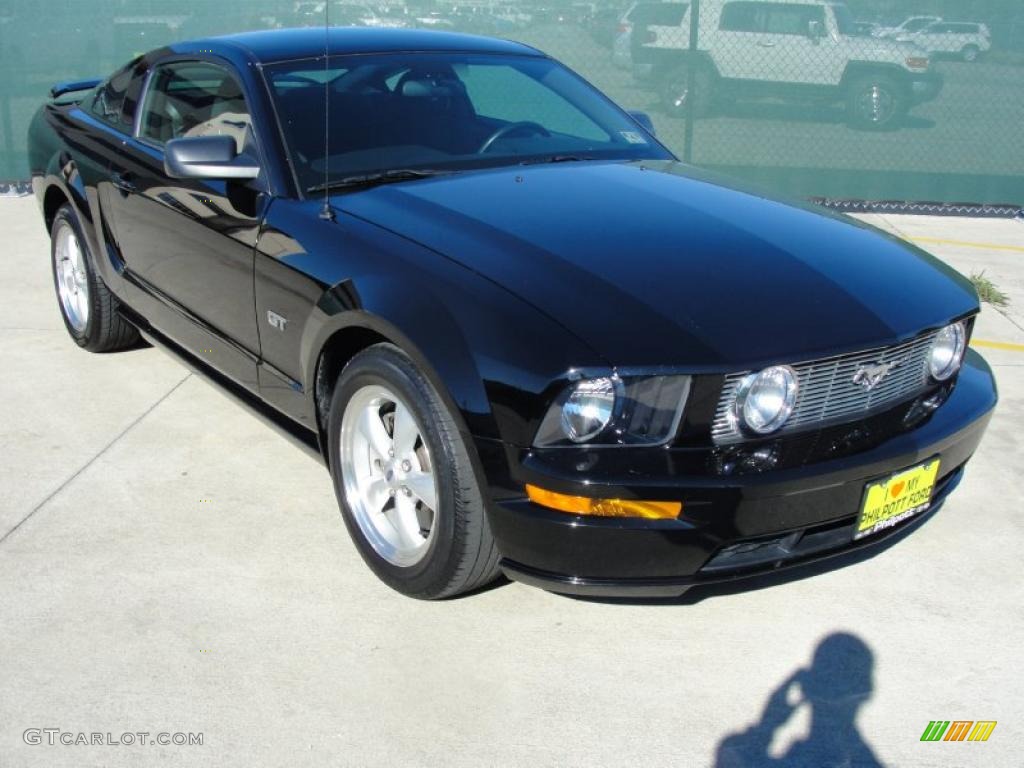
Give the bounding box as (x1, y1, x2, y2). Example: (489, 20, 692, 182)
(763, 4, 825, 35)
(139, 61, 252, 152)
(720, 2, 763, 32)
(90, 58, 148, 130)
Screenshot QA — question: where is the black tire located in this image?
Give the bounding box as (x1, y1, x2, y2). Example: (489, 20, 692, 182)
(50, 204, 139, 352)
(845, 74, 906, 130)
(327, 343, 501, 599)
(659, 63, 713, 119)
(961, 45, 980, 62)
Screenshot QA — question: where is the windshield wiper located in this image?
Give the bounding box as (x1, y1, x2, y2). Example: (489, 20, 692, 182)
(308, 168, 454, 194)
(520, 154, 595, 165)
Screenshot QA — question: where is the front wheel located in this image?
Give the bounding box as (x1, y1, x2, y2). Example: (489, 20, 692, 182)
(328, 344, 501, 599)
(845, 74, 906, 130)
(961, 45, 980, 62)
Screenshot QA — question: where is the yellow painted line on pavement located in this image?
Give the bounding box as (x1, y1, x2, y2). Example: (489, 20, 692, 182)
(910, 236, 1024, 254)
(972, 339, 1024, 353)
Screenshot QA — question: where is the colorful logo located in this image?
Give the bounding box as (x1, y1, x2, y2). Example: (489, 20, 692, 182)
(921, 721, 997, 742)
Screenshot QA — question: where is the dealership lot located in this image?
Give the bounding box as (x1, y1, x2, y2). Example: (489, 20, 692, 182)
(520, 25, 1024, 180)
(0, 195, 1021, 767)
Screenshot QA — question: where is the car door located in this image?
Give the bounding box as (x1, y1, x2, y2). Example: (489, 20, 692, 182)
(759, 3, 833, 86)
(715, 2, 830, 86)
(105, 58, 266, 392)
(715, 1, 795, 82)
(931, 23, 963, 54)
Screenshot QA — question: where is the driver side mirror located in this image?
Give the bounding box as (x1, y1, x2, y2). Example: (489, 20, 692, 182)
(628, 110, 657, 137)
(808, 20, 826, 40)
(164, 135, 260, 180)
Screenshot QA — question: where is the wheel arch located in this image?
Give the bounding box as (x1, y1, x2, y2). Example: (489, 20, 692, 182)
(38, 147, 93, 238)
(307, 304, 497, 467)
(656, 49, 720, 81)
(42, 181, 72, 231)
(840, 62, 913, 91)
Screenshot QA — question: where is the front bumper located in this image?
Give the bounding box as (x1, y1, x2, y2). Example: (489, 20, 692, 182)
(481, 350, 996, 598)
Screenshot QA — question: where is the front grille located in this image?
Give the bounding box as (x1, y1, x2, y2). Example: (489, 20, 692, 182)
(712, 332, 939, 444)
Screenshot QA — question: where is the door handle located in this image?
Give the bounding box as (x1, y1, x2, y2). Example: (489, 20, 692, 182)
(756, 41, 777, 47)
(111, 171, 136, 195)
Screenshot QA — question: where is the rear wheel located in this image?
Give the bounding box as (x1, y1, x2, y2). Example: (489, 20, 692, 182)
(328, 344, 501, 599)
(50, 204, 139, 352)
(660, 63, 713, 119)
(845, 74, 906, 130)
(961, 45, 980, 62)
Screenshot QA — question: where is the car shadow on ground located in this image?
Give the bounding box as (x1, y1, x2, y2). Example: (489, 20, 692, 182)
(714, 632, 884, 767)
(565, 501, 941, 607)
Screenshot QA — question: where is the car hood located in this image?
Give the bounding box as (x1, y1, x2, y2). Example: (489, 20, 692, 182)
(338, 160, 977, 370)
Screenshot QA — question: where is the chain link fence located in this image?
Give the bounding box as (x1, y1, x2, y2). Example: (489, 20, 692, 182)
(1, 0, 1022, 205)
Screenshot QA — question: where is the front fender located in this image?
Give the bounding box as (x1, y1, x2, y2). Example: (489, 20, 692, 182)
(303, 239, 608, 445)
(304, 281, 495, 440)
(256, 200, 606, 447)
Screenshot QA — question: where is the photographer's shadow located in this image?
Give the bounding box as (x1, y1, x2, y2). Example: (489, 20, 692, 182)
(716, 632, 883, 768)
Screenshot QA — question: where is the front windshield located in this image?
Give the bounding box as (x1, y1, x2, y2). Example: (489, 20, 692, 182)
(265, 52, 672, 191)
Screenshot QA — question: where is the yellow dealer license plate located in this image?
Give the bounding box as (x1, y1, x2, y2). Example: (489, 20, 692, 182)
(855, 458, 941, 540)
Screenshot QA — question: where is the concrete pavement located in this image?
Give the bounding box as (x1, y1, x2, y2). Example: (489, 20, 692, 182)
(1, 195, 1021, 767)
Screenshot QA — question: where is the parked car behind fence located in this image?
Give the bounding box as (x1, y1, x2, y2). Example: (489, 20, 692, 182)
(631, 0, 943, 130)
(897, 21, 991, 62)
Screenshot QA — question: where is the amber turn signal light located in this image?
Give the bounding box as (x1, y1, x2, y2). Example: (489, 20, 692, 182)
(525, 484, 682, 520)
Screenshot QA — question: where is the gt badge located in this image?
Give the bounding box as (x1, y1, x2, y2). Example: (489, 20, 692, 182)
(267, 310, 288, 332)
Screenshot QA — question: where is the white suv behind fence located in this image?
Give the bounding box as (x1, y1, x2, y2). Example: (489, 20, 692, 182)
(632, 0, 944, 129)
(897, 21, 991, 62)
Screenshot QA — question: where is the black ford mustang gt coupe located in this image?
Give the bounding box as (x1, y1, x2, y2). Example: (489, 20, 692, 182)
(29, 28, 996, 599)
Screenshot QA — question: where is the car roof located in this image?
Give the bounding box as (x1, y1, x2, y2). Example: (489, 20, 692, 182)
(195, 27, 543, 64)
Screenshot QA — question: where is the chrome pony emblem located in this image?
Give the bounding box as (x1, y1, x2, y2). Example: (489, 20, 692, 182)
(852, 361, 901, 391)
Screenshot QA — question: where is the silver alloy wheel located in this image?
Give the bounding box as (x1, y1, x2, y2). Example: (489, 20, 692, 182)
(858, 84, 895, 125)
(55, 221, 90, 332)
(339, 384, 439, 567)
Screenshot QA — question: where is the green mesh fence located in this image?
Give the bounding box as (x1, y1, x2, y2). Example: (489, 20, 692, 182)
(1, 0, 1022, 205)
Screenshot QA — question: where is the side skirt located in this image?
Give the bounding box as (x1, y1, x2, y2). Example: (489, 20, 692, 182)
(119, 308, 326, 466)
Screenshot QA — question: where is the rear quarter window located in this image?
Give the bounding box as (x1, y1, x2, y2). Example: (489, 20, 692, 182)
(89, 58, 148, 130)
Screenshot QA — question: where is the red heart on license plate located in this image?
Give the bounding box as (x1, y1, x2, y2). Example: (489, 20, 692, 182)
(891, 481, 906, 498)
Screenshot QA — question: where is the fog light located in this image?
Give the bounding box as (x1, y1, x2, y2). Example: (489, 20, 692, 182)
(526, 484, 681, 519)
(732, 365, 799, 435)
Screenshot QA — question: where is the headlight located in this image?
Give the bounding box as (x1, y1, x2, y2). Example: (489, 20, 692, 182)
(731, 365, 798, 435)
(533, 375, 691, 447)
(928, 322, 966, 381)
(560, 377, 618, 443)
